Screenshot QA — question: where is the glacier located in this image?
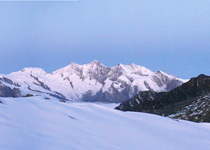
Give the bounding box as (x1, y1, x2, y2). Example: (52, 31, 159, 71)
(0, 61, 187, 102)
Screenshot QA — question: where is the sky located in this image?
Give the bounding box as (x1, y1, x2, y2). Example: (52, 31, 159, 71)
(0, 0, 209, 79)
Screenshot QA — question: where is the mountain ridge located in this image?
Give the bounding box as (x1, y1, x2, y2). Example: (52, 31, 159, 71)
(0, 61, 186, 103)
(116, 74, 210, 122)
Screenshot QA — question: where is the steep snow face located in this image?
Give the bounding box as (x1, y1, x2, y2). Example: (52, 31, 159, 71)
(0, 97, 209, 150)
(52, 60, 110, 83)
(1, 61, 186, 102)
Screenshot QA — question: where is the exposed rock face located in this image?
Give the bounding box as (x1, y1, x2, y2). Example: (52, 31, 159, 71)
(169, 94, 210, 122)
(0, 84, 21, 97)
(116, 74, 210, 122)
(0, 61, 186, 102)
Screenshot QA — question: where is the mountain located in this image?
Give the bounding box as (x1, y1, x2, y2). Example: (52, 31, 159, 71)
(116, 74, 210, 122)
(0, 61, 186, 103)
(0, 97, 209, 150)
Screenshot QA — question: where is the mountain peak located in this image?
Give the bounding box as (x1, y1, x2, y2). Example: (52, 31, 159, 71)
(67, 62, 82, 69)
(197, 74, 209, 79)
(90, 60, 100, 64)
(129, 63, 138, 68)
(188, 74, 210, 87)
(69, 62, 79, 66)
(20, 67, 47, 75)
(86, 60, 106, 68)
(2, 60, 186, 103)
(189, 74, 209, 82)
(88, 60, 103, 65)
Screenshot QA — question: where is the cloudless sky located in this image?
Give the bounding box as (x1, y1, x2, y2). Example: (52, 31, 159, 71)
(0, 0, 210, 79)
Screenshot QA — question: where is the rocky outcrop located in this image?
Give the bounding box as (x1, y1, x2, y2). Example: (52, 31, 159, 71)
(0, 84, 21, 97)
(116, 74, 210, 122)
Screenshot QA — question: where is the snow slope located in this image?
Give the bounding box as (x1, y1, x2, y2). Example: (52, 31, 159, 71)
(0, 61, 187, 102)
(0, 97, 209, 150)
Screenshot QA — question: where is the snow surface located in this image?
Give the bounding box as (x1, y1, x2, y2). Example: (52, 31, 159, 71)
(0, 97, 209, 150)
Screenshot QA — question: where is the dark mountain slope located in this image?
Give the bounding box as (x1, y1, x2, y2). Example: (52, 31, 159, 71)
(116, 74, 210, 122)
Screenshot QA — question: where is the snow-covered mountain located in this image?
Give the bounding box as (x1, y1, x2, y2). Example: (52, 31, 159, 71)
(0, 60, 187, 102)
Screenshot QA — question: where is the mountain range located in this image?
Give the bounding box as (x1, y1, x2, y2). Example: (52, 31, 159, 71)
(116, 74, 210, 122)
(0, 60, 186, 103)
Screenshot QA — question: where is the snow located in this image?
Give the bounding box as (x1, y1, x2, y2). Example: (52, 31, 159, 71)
(1, 61, 187, 102)
(102, 79, 113, 92)
(20, 67, 47, 75)
(0, 97, 209, 150)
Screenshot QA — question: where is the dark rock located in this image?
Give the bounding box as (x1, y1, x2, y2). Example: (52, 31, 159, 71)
(0, 84, 21, 97)
(60, 100, 66, 103)
(23, 94, 34, 97)
(116, 74, 210, 122)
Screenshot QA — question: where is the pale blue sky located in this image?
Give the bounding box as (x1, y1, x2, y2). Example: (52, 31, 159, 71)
(0, 0, 209, 78)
